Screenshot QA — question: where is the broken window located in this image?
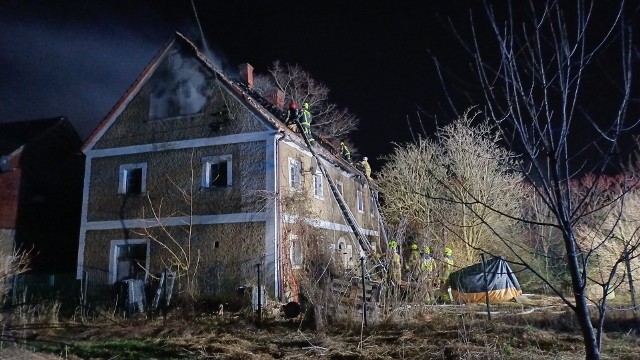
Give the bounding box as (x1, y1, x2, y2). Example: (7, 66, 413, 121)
(202, 155, 232, 188)
(110, 240, 149, 284)
(148, 49, 214, 120)
(119, 163, 147, 195)
(288, 158, 302, 191)
(336, 181, 344, 197)
(357, 190, 364, 213)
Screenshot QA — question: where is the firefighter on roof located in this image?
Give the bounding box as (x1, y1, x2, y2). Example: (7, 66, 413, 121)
(360, 157, 372, 180)
(340, 142, 351, 163)
(285, 102, 299, 132)
(299, 102, 314, 142)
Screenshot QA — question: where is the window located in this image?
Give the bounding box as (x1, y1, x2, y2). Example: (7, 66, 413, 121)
(288, 158, 302, 191)
(119, 163, 147, 195)
(289, 235, 303, 269)
(336, 181, 344, 197)
(337, 238, 348, 269)
(336, 238, 354, 269)
(313, 170, 324, 199)
(370, 194, 376, 217)
(109, 239, 149, 284)
(202, 155, 232, 188)
(346, 245, 354, 267)
(357, 190, 364, 213)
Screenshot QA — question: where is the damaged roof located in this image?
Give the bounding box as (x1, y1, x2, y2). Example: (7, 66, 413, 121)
(83, 32, 359, 175)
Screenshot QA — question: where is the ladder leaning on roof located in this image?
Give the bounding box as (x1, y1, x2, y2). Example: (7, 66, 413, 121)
(371, 190, 390, 249)
(294, 120, 386, 280)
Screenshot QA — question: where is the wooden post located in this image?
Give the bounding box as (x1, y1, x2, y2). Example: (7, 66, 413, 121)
(625, 251, 637, 318)
(360, 256, 368, 327)
(256, 263, 262, 326)
(82, 271, 89, 320)
(163, 270, 168, 320)
(480, 253, 491, 321)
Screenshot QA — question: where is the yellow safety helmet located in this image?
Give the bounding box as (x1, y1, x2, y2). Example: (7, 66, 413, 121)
(423, 245, 431, 254)
(303, 102, 310, 109)
(444, 247, 452, 256)
(410, 243, 418, 250)
(389, 240, 398, 249)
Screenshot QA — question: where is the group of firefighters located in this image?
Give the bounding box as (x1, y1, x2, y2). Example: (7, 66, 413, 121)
(284, 102, 454, 302)
(284, 102, 372, 181)
(380, 240, 455, 303)
(285, 102, 314, 142)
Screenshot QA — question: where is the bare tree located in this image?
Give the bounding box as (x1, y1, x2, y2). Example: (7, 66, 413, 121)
(0, 248, 31, 305)
(266, 61, 360, 139)
(438, 1, 639, 358)
(138, 157, 202, 302)
(378, 113, 527, 268)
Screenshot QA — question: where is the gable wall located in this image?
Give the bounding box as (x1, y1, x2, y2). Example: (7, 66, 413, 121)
(91, 41, 268, 150)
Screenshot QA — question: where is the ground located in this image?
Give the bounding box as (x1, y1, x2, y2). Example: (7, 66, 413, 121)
(2, 295, 639, 359)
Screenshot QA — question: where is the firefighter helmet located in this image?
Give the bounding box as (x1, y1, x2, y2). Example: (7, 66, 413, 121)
(410, 243, 418, 250)
(303, 102, 310, 109)
(290, 102, 297, 109)
(444, 247, 452, 256)
(389, 240, 398, 249)
(423, 245, 431, 255)
(363, 157, 368, 161)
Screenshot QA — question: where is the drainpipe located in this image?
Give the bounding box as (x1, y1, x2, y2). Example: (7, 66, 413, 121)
(274, 131, 286, 301)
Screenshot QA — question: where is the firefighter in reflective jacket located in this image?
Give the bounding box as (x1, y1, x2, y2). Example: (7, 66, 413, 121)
(388, 240, 402, 285)
(421, 246, 434, 274)
(406, 243, 421, 279)
(421, 245, 436, 302)
(299, 102, 314, 142)
(439, 247, 454, 303)
(360, 157, 372, 180)
(340, 142, 351, 163)
(285, 102, 299, 132)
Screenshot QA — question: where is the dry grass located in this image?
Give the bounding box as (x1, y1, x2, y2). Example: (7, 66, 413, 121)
(2, 294, 636, 360)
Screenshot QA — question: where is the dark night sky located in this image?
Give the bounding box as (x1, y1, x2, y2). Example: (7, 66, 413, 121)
(1, 1, 638, 171)
(0, 1, 485, 170)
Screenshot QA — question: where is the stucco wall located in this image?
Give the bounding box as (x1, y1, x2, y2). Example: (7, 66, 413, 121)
(277, 140, 379, 232)
(87, 141, 267, 222)
(82, 222, 266, 293)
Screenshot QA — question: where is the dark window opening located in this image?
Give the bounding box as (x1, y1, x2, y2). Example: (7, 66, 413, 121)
(209, 162, 228, 187)
(116, 244, 147, 282)
(214, 241, 220, 249)
(126, 168, 143, 194)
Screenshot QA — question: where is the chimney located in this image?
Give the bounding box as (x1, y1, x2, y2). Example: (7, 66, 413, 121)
(239, 63, 254, 88)
(266, 89, 285, 109)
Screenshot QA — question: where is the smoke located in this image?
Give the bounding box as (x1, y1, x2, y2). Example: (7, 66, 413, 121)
(149, 46, 214, 120)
